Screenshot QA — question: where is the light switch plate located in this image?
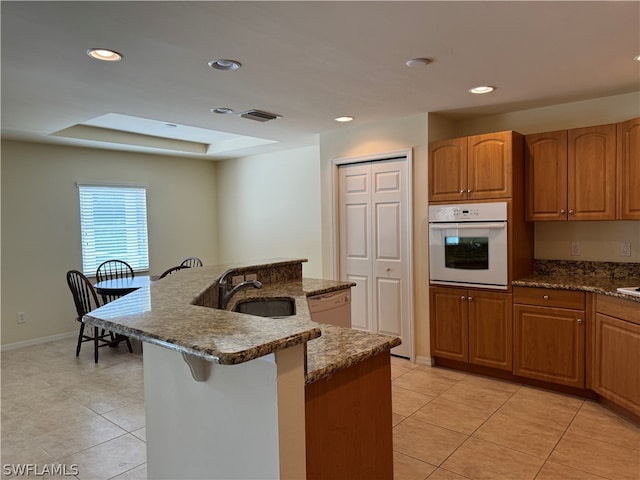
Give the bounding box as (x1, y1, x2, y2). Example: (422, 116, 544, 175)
(621, 241, 631, 257)
(571, 242, 581, 256)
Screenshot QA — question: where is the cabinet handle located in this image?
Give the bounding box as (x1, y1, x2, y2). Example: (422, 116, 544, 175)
(468, 296, 473, 302)
(461, 296, 466, 301)
(543, 295, 549, 300)
(577, 318, 583, 324)
(568, 209, 574, 215)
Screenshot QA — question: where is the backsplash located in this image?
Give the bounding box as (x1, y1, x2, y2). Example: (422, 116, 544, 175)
(534, 221, 640, 263)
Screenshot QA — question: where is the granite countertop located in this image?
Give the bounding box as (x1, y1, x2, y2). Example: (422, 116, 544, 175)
(513, 260, 640, 303)
(84, 258, 400, 384)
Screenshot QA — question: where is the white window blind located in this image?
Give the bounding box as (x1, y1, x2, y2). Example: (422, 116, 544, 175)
(78, 184, 149, 275)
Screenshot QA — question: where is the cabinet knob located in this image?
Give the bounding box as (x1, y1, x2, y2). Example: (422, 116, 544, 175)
(461, 296, 466, 300)
(460, 190, 466, 194)
(467, 189, 472, 193)
(577, 318, 583, 324)
(543, 295, 550, 300)
(560, 209, 566, 214)
(468, 296, 473, 302)
(568, 209, 574, 215)
(385, 267, 391, 272)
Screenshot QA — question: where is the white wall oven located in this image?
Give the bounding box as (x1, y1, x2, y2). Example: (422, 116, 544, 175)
(429, 202, 508, 290)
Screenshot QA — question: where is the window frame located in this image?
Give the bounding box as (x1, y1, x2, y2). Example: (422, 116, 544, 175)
(77, 183, 150, 276)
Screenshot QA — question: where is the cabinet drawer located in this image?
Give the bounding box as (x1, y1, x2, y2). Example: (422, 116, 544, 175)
(514, 286, 585, 310)
(597, 294, 640, 325)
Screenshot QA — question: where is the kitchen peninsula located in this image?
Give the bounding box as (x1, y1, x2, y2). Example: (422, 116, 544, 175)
(84, 258, 400, 479)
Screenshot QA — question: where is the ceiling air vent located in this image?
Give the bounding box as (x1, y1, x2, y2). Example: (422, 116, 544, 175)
(239, 109, 282, 122)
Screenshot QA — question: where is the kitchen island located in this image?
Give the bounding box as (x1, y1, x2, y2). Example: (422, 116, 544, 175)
(84, 258, 400, 479)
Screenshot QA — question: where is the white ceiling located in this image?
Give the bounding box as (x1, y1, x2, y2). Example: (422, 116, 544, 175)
(2, 1, 639, 160)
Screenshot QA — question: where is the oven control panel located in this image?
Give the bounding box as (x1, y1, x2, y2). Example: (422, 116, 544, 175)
(428, 202, 507, 222)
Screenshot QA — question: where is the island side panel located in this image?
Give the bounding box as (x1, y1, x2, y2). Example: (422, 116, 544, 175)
(144, 343, 282, 480)
(305, 351, 394, 479)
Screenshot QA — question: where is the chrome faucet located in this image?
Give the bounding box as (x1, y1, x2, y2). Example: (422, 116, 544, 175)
(217, 270, 262, 309)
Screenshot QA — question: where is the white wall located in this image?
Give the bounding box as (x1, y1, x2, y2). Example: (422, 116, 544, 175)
(215, 145, 323, 278)
(319, 113, 431, 361)
(1, 141, 218, 346)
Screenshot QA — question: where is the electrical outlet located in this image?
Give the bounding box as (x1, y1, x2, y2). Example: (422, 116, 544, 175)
(246, 273, 258, 282)
(231, 275, 245, 286)
(621, 241, 631, 257)
(17, 312, 25, 324)
(571, 242, 581, 256)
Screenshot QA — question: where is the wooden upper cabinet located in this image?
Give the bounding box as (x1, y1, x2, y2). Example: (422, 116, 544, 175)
(525, 124, 617, 221)
(568, 124, 617, 220)
(428, 137, 468, 202)
(467, 131, 514, 200)
(429, 131, 520, 202)
(525, 131, 568, 221)
(617, 117, 640, 220)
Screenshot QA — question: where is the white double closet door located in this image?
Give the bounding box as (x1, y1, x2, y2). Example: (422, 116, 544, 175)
(338, 157, 412, 359)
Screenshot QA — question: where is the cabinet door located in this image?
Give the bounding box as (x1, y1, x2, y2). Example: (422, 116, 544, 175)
(593, 313, 640, 416)
(524, 131, 568, 221)
(428, 137, 467, 202)
(429, 287, 468, 362)
(617, 117, 640, 220)
(469, 292, 513, 371)
(513, 304, 585, 387)
(467, 131, 513, 200)
(568, 124, 616, 220)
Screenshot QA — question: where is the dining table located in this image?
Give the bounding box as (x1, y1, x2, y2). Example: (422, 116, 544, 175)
(94, 275, 153, 298)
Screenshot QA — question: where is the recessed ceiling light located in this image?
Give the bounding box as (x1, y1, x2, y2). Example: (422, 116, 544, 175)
(208, 59, 242, 71)
(87, 48, 122, 62)
(405, 58, 431, 68)
(468, 85, 496, 94)
(635, 54, 640, 62)
(211, 107, 235, 115)
(335, 116, 354, 123)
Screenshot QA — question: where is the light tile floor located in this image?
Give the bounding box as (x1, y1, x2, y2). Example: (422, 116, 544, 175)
(390, 356, 640, 480)
(1, 337, 639, 480)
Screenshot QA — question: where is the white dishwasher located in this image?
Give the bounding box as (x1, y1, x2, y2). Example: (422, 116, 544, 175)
(307, 289, 351, 328)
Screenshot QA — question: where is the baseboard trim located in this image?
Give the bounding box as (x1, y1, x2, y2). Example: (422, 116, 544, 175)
(1, 331, 76, 352)
(415, 355, 434, 367)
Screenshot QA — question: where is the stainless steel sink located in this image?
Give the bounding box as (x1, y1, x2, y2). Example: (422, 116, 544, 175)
(233, 297, 296, 318)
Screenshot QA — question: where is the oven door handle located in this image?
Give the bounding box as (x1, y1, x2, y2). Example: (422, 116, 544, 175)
(429, 222, 506, 230)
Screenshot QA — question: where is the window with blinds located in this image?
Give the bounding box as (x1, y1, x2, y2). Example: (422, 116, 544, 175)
(78, 184, 149, 275)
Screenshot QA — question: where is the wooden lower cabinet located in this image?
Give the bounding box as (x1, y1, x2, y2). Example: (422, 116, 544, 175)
(305, 351, 393, 480)
(513, 304, 585, 388)
(513, 287, 586, 388)
(430, 287, 468, 362)
(593, 295, 640, 417)
(430, 287, 512, 371)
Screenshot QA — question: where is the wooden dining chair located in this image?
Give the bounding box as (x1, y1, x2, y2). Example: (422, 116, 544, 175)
(180, 257, 203, 268)
(159, 265, 189, 279)
(96, 259, 135, 303)
(66, 270, 132, 363)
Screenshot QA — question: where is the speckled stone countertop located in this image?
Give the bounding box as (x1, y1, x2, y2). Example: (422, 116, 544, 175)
(513, 260, 640, 303)
(84, 258, 400, 383)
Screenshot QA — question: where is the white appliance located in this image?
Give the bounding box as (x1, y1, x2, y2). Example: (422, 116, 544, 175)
(429, 202, 509, 290)
(307, 289, 352, 328)
(616, 287, 640, 298)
